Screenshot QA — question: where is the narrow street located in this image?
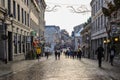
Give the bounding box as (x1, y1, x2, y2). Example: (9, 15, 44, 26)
(0, 54, 120, 80)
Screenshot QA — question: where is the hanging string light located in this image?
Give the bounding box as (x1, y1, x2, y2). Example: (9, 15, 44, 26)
(45, 1, 91, 13)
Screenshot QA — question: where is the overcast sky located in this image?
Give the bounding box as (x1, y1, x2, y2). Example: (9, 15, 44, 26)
(45, 0, 92, 35)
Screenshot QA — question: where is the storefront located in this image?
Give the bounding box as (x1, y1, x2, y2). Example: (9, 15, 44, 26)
(0, 9, 8, 62)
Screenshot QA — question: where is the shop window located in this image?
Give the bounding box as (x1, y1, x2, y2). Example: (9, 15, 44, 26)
(18, 35, 21, 53)
(23, 36, 25, 52)
(14, 33, 17, 54)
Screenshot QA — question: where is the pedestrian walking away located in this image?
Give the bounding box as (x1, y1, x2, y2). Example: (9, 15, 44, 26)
(55, 49, 61, 60)
(96, 44, 104, 67)
(44, 47, 50, 59)
(55, 50, 58, 60)
(109, 45, 116, 66)
(77, 48, 82, 60)
(57, 49, 61, 60)
(36, 46, 41, 61)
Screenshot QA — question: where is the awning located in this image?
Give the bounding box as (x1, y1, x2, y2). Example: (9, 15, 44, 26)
(31, 31, 36, 36)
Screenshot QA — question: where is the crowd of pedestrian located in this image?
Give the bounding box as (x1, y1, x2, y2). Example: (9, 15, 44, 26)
(61, 44, 116, 68)
(30, 39, 116, 67)
(63, 48, 82, 60)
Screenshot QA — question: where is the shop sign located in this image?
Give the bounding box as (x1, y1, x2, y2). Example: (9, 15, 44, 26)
(31, 31, 36, 36)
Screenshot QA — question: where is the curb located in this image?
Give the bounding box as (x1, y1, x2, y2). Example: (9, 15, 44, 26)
(0, 57, 46, 77)
(0, 71, 13, 77)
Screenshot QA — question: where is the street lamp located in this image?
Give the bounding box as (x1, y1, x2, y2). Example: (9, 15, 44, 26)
(114, 37, 119, 42)
(103, 40, 107, 44)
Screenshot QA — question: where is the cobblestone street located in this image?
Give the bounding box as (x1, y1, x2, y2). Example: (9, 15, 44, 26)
(0, 55, 120, 80)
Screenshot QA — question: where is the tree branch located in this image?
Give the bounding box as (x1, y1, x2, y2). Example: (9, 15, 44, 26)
(46, 5, 61, 12)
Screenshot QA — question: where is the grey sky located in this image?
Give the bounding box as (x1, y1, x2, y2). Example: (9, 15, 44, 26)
(45, 0, 92, 34)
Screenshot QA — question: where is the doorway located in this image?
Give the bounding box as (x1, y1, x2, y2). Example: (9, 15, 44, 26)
(8, 32, 12, 61)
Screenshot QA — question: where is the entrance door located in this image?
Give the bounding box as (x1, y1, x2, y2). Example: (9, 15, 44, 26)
(8, 32, 12, 61)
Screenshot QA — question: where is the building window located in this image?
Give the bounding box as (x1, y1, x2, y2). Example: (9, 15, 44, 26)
(27, 0, 29, 6)
(101, 0, 103, 7)
(24, 0, 26, 4)
(8, 0, 11, 15)
(18, 35, 21, 53)
(23, 36, 25, 53)
(92, 6, 94, 16)
(13, 1, 16, 18)
(14, 33, 17, 54)
(27, 14, 29, 26)
(100, 15, 102, 29)
(94, 21, 95, 32)
(1, 0, 5, 7)
(93, 5, 95, 16)
(98, 17, 100, 31)
(95, 2, 97, 13)
(25, 11, 26, 25)
(17, 4, 20, 21)
(21, 8, 24, 23)
(96, 20, 97, 31)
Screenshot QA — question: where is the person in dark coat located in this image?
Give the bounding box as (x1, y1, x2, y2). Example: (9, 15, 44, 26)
(110, 45, 116, 66)
(77, 48, 82, 60)
(57, 49, 61, 60)
(96, 45, 104, 67)
(55, 49, 58, 60)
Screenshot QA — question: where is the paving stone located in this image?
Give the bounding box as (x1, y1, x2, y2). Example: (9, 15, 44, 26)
(0, 55, 120, 80)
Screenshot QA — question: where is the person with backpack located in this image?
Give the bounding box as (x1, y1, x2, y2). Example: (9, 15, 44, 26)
(77, 48, 82, 60)
(36, 46, 41, 61)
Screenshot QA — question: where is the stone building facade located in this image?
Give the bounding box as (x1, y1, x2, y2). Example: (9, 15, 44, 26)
(81, 23, 91, 58)
(90, 0, 108, 59)
(73, 24, 83, 51)
(61, 29, 71, 49)
(30, 0, 46, 41)
(0, 0, 46, 63)
(45, 25, 61, 53)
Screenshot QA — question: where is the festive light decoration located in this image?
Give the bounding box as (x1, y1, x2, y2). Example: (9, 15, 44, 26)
(46, 5, 61, 12)
(67, 5, 91, 13)
(45, 2, 90, 14)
